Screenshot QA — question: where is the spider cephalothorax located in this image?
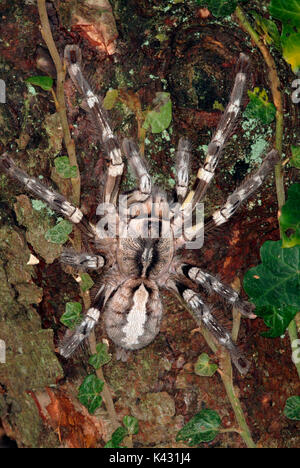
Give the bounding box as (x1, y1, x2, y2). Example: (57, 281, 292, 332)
(0, 45, 278, 375)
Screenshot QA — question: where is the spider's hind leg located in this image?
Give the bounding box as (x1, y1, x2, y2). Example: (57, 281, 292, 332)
(167, 280, 250, 375)
(178, 264, 256, 318)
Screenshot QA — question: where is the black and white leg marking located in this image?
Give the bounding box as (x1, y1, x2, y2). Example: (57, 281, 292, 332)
(206, 149, 279, 231)
(60, 250, 105, 270)
(64, 45, 124, 205)
(170, 281, 250, 374)
(179, 264, 256, 318)
(59, 285, 106, 358)
(175, 138, 191, 202)
(182, 53, 250, 209)
(0, 154, 95, 236)
(122, 138, 152, 196)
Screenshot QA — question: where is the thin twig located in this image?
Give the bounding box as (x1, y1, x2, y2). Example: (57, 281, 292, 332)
(235, 5, 299, 380)
(37, 0, 80, 206)
(37, 0, 119, 432)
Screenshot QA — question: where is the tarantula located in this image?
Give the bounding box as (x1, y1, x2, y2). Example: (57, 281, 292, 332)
(0, 46, 278, 375)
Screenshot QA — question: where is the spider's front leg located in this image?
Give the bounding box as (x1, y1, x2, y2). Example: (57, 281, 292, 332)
(177, 264, 256, 318)
(182, 53, 250, 209)
(175, 138, 191, 202)
(122, 138, 152, 204)
(205, 149, 279, 232)
(167, 280, 250, 375)
(0, 154, 95, 238)
(64, 45, 124, 206)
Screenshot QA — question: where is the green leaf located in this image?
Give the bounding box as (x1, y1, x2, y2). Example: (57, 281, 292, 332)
(26, 76, 54, 91)
(60, 301, 83, 328)
(80, 273, 94, 292)
(111, 426, 127, 448)
(54, 156, 78, 179)
(269, 1, 300, 72)
(291, 146, 300, 169)
(123, 415, 139, 435)
(143, 92, 172, 134)
(194, 353, 218, 377)
(103, 89, 119, 110)
(269, 0, 300, 27)
(78, 374, 104, 414)
(88, 343, 111, 370)
(243, 241, 300, 335)
(244, 88, 276, 124)
(176, 409, 221, 445)
(251, 11, 281, 49)
(279, 183, 300, 248)
(45, 220, 73, 244)
(196, 0, 237, 17)
(281, 24, 300, 74)
(257, 305, 299, 337)
(284, 396, 300, 420)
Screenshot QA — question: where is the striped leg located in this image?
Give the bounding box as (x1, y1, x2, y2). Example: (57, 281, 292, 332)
(175, 138, 191, 202)
(122, 138, 152, 197)
(205, 149, 278, 232)
(182, 53, 250, 209)
(60, 250, 105, 270)
(59, 285, 106, 358)
(64, 45, 124, 206)
(168, 280, 250, 374)
(0, 154, 94, 237)
(178, 264, 256, 318)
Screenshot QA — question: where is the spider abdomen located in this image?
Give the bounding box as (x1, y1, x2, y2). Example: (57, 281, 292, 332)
(103, 278, 163, 350)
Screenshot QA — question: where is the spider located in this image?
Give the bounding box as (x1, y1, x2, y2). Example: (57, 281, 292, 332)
(0, 45, 278, 375)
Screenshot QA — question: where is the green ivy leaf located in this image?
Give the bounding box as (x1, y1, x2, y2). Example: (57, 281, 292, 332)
(78, 374, 104, 414)
(54, 156, 78, 179)
(280, 183, 300, 248)
(88, 343, 111, 370)
(284, 396, 300, 420)
(281, 24, 300, 74)
(269, 1, 300, 73)
(45, 220, 73, 244)
(269, 0, 300, 27)
(103, 89, 119, 110)
(60, 301, 83, 328)
(143, 92, 172, 134)
(109, 426, 127, 448)
(176, 409, 221, 445)
(123, 415, 139, 435)
(243, 241, 300, 335)
(291, 146, 300, 169)
(196, 0, 237, 17)
(194, 353, 218, 377)
(80, 273, 94, 292)
(244, 88, 276, 124)
(26, 76, 54, 91)
(256, 305, 299, 337)
(251, 11, 281, 50)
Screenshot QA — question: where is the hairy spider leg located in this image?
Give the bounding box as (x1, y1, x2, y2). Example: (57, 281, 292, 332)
(175, 138, 191, 202)
(0, 154, 94, 237)
(177, 264, 256, 318)
(181, 53, 250, 211)
(205, 149, 279, 232)
(64, 45, 124, 206)
(122, 138, 152, 205)
(60, 250, 105, 270)
(59, 284, 108, 358)
(167, 279, 250, 375)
